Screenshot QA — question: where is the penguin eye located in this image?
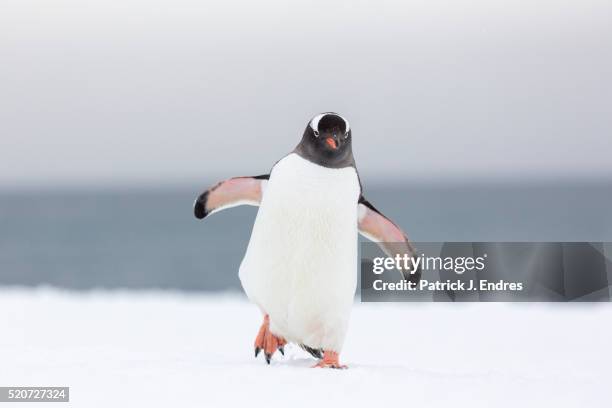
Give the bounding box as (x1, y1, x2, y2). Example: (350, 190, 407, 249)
(313, 130, 320, 137)
(344, 132, 350, 139)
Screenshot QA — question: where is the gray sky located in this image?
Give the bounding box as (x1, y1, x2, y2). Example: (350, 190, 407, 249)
(1, 0, 611, 187)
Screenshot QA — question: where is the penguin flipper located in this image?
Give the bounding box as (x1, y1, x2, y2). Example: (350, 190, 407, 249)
(194, 175, 269, 220)
(357, 195, 421, 284)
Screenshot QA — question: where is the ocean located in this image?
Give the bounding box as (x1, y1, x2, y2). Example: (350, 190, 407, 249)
(1, 182, 611, 291)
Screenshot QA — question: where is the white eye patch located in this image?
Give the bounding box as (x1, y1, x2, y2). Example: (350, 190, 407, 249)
(309, 112, 350, 136)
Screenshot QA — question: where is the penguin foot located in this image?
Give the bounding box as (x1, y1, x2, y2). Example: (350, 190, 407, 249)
(312, 350, 347, 369)
(254, 314, 287, 364)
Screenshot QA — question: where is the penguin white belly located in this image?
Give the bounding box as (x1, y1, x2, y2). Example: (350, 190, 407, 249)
(239, 153, 360, 352)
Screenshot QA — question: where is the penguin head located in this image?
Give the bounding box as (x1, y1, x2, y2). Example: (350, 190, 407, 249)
(295, 112, 354, 168)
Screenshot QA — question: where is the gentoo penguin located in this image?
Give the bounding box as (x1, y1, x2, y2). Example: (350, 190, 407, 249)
(194, 112, 420, 368)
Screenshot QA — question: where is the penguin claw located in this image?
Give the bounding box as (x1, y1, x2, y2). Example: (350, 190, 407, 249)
(253, 314, 286, 365)
(312, 351, 347, 369)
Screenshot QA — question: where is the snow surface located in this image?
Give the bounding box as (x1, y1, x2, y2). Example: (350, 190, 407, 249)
(1, 288, 609, 407)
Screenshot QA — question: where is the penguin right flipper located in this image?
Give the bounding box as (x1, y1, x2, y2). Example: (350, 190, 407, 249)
(194, 174, 269, 220)
(357, 195, 421, 284)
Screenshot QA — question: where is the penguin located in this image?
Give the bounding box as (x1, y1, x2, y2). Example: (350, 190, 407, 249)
(194, 112, 420, 368)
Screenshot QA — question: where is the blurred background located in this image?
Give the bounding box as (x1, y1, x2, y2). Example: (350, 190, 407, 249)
(1, 0, 611, 291)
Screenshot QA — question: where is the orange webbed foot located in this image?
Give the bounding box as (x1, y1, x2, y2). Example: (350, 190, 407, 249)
(312, 350, 347, 369)
(254, 315, 286, 364)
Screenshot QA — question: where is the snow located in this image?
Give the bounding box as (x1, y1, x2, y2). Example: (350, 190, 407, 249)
(1, 288, 609, 407)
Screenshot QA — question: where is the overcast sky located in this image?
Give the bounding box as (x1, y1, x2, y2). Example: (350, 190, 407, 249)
(1, 0, 611, 188)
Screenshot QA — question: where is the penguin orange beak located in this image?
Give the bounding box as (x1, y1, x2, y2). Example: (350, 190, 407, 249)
(325, 137, 338, 149)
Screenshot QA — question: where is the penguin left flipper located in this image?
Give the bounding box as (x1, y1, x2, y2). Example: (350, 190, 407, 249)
(194, 174, 269, 220)
(357, 195, 421, 284)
